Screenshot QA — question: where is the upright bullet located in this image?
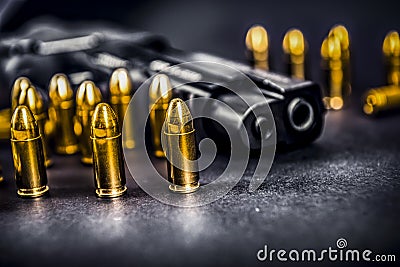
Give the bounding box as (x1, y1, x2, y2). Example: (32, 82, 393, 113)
(283, 29, 306, 79)
(245, 25, 269, 70)
(91, 103, 127, 198)
(383, 31, 400, 86)
(11, 78, 52, 167)
(321, 33, 351, 110)
(149, 74, 173, 157)
(0, 108, 11, 140)
(75, 81, 102, 164)
(11, 77, 31, 107)
(329, 25, 350, 61)
(363, 85, 400, 115)
(0, 164, 3, 183)
(162, 98, 200, 193)
(109, 68, 135, 148)
(11, 105, 49, 197)
(49, 73, 79, 155)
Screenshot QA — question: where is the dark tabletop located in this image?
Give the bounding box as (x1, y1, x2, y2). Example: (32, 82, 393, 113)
(0, 105, 399, 267)
(1, 1, 400, 266)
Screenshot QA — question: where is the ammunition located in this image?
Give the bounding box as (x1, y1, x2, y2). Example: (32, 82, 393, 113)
(283, 29, 306, 79)
(245, 25, 269, 70)
(49, 73, 79, 155)
(382, 31, 400, 86)
(11, 77, 31, 108)
(0, 108, 11, 140)
(321, 33, 351, 110)
(0, 164, 3, 183)
(109, 68, 135, 148)
(163, 98, 199, 193)
(363, 85, 400, 115)
(11, 78, 52, 167)
(329, 25, 350, 60)
(149, 74, 173, 157)
(75, 81, 102, 164)
(11, 105, 49, 197)
(91, 103, 127, 198)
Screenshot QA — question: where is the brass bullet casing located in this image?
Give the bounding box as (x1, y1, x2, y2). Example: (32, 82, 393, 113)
(283, 29, 306, 80)
(0, 108, 11, 140)
(329, 25, 350, 60)
(0, 164, 3, 183)
(11, 105, 49, 198)
(75, 81, 102, 164)
(91, 103, 127, 198)
(363, 85, 400, 115)
(245, 25, 269, 70)
(109, 68, 135, 149)
(383, 31, 400, 86)
(149, 74, 173, 157)
(49, 74, 79, 155)
(163, 98, 200, 193)
(11, 77, 52, 167)
(321, 32, 351, 110)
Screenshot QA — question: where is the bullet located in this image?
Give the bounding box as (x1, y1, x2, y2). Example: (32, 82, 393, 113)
(0, 164, 3, 183)
(363, 85, 400, 115)
(11, 105, 49, 197)
(329, 25, 350, 60)
(0, 108, 11, 140)
(283, 29, 306, 79)
(163, 98, 200, 193)
(49, 73, 79, 155)
(245, 25, 269, 70)
(109, 68, 135, 148)
(149, 74, 173, 157)
(11, 78, 52, 167)
(382, 31, 400, 86)
(91, 103, 127, 198)
(75, 81, 102, 164)
(321, 34, 351, 110)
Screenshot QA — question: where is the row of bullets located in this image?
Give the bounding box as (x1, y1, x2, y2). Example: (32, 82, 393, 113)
(4, 69, 200, 198)
(245, 25, 400, 114)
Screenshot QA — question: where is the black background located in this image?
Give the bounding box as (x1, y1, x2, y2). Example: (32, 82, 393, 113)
(0, 1, 400, 267)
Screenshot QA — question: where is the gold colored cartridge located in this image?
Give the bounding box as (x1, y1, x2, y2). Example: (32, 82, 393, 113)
(11, 78, 52, 167)
(11, 105, 49, 197)
(283, 29, 306, 79)
(246, 25, 269, 70)
(321, 33, 351, 110)
(383, 31, 400, 86)
(109, 68, 135, 149)
(75, 81, 102, 164)
(149, 74, 173, 157)
(91, 103, 127, 198)
(363, 85, 400, 115)
(163, 98, 199, 193)
(48, 73, 79, 155)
